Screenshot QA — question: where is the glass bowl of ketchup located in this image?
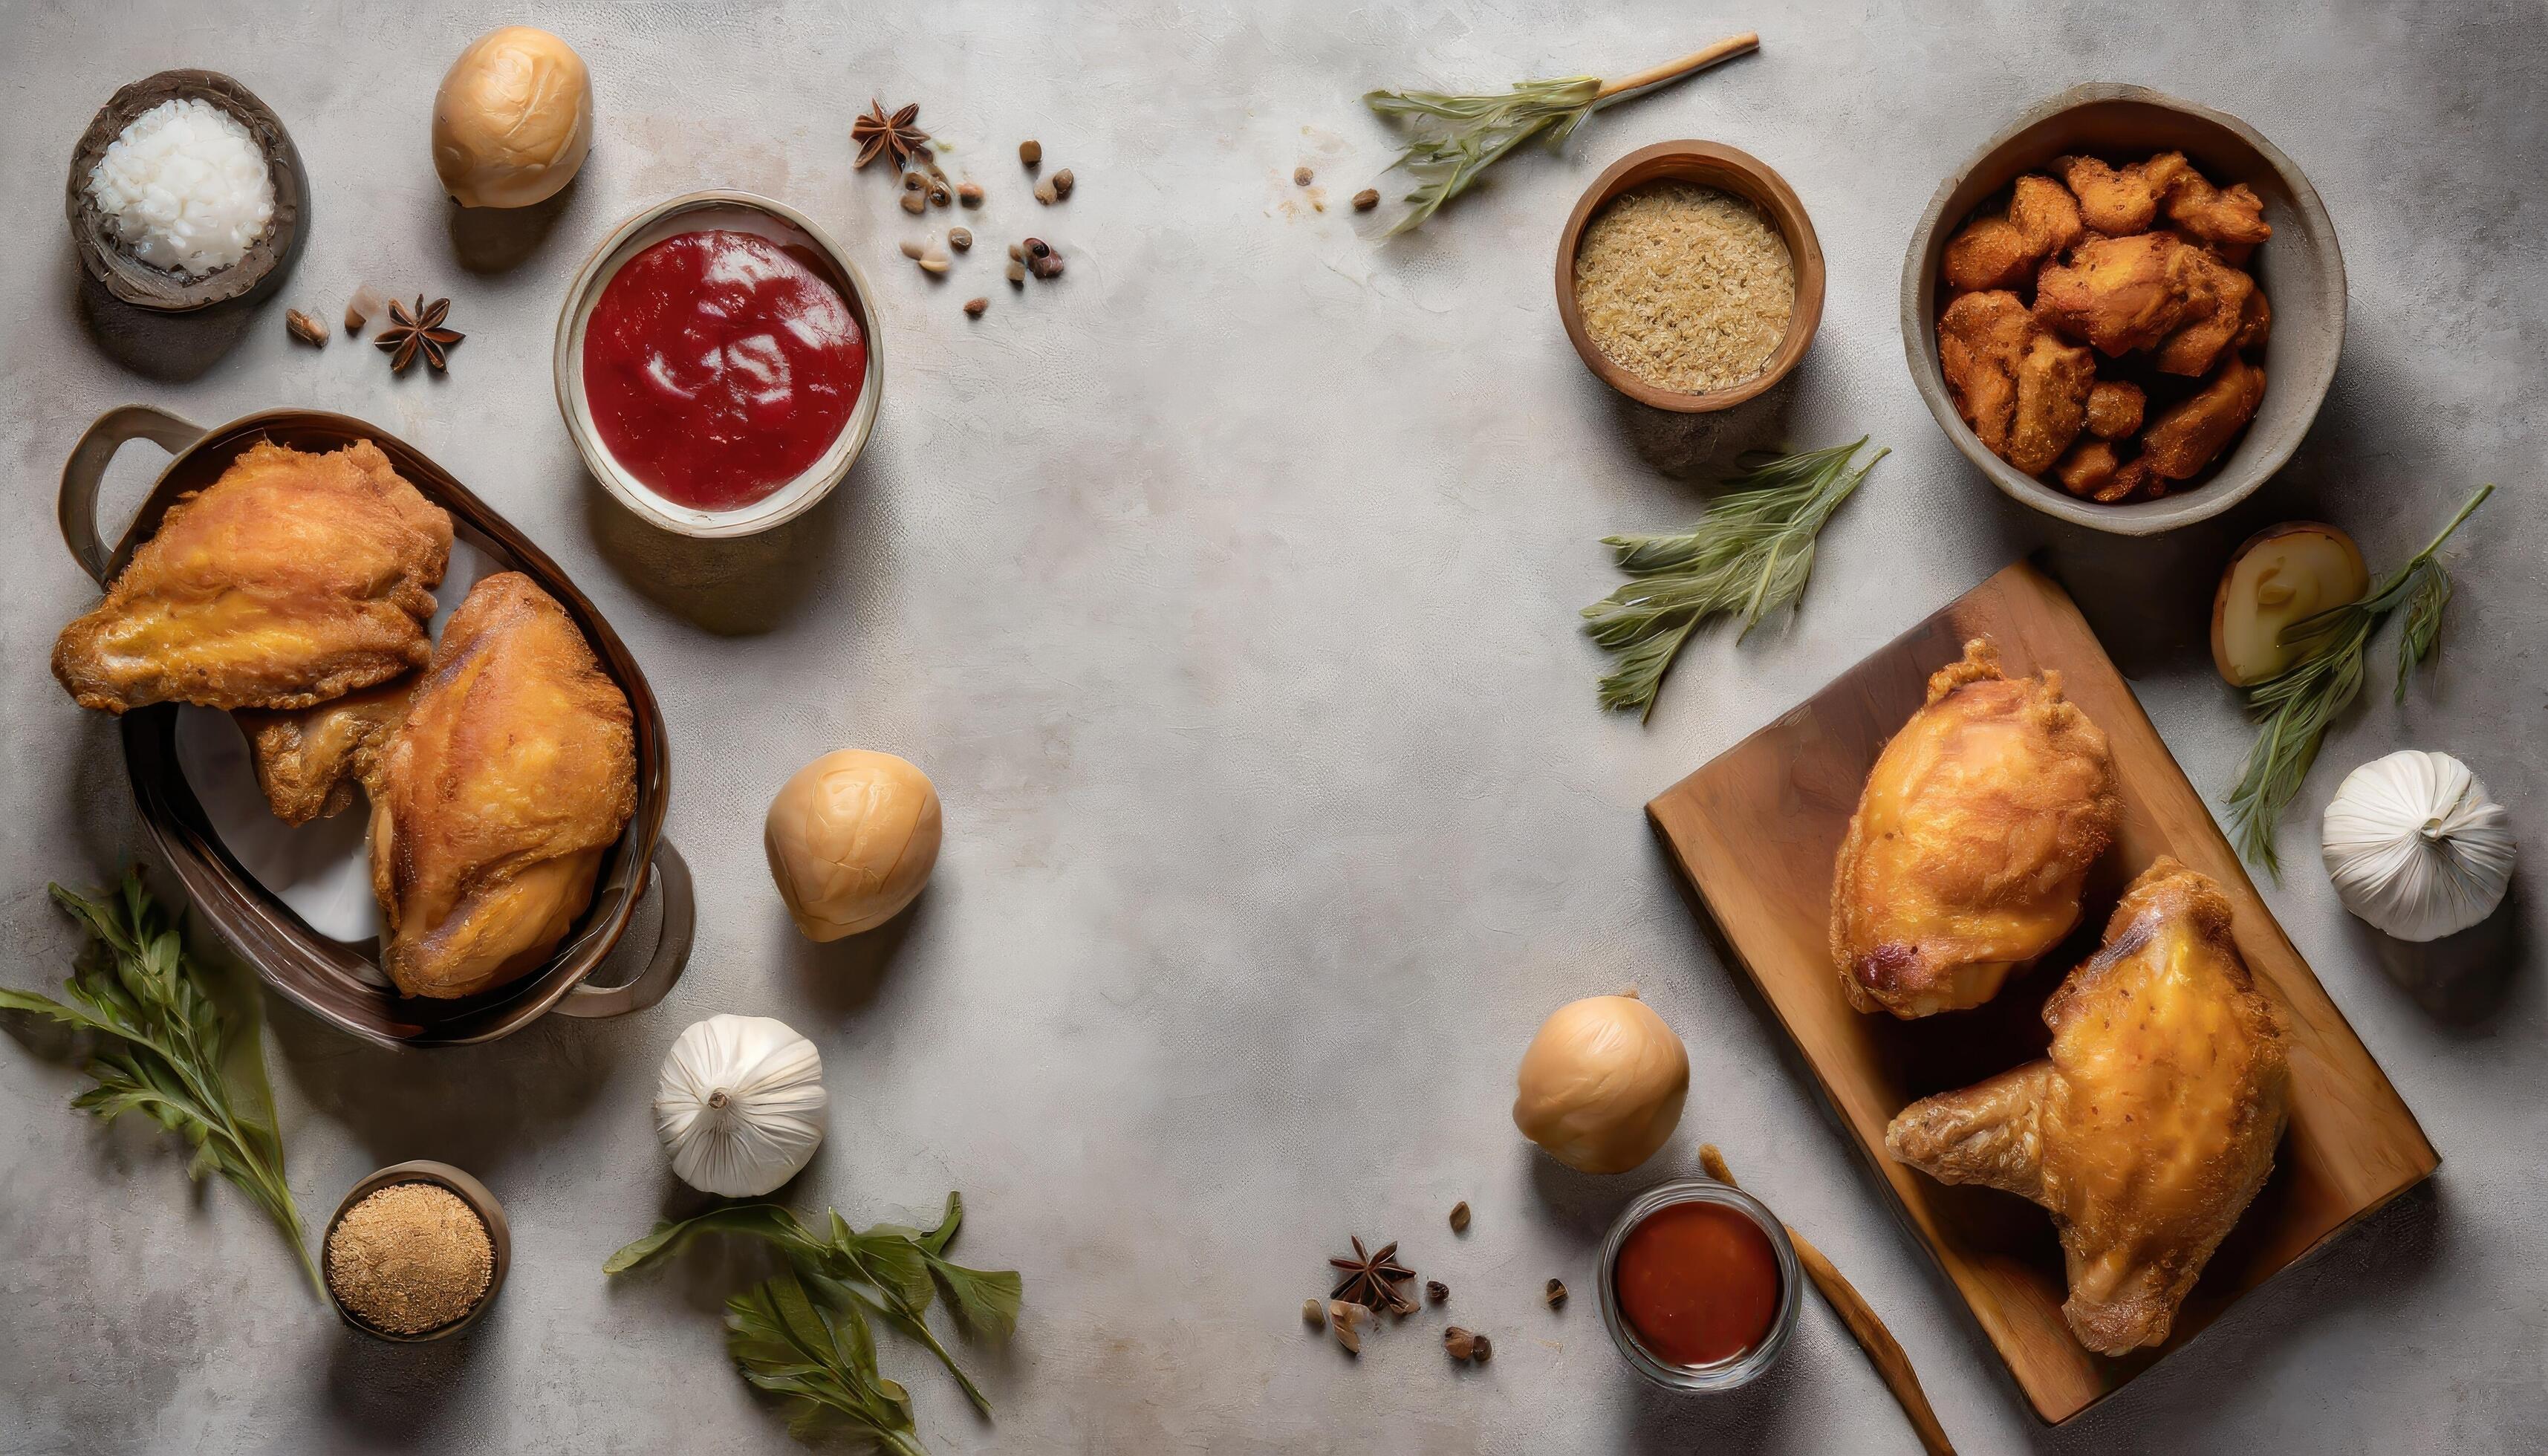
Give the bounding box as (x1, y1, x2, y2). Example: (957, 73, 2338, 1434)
(1596, 1178, 1803, 1393)
(555, 191, 881, 539)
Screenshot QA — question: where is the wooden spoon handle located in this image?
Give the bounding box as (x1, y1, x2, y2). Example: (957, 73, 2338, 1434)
(1595, 33, 1761, 102)
(1700, 1145, 1955, 1456)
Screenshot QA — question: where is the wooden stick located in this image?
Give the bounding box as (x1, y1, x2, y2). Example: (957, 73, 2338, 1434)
(1701, 1145, 1956, 1456)
(1595, 33, 1761, 103)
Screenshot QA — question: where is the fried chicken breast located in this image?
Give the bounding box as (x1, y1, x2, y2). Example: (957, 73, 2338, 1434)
(1830, 640, 2122, 1018)
(371, 573, 636, 1000)
(1943, 173, 2085, 293)
(1886, 859, 2289, 1355)
(2142, 354, 2267, 480)
(1937, 290, 2097, 474)
(2055, 152, 2191, 235)
(53, 440, 452, 714)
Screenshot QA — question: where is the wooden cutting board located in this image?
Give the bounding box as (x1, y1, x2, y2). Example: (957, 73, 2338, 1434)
(1647, 559, 2437, 1425)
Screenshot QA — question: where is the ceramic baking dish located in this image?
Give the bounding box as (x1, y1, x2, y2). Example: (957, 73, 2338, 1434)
(56, 404, 693, 1047)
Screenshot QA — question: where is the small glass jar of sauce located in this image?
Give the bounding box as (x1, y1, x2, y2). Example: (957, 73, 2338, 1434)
(1596, 1179, 1801, 1391)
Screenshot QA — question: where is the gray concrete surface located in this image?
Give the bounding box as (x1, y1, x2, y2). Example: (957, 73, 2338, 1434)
(2, 2, 2541, 1452)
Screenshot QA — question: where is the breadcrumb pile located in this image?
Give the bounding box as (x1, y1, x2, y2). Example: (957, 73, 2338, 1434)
(1573, 182, 1795, 394)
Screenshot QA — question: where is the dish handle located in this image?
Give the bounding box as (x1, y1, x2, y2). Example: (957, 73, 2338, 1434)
(59, 404, 207, 585)
(555, 839, 695, 1019)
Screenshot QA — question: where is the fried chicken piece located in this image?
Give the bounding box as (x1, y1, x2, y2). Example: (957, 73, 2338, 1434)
(1938, 290, 2097, 475)
(53, 441, 452, 715)
(2053, 438, 2125, 501)
(1943, 174, 2086, 292)
(2154, 245, 2257, 377)
(1830, 639, 2122, 1018)
(2054, 152, 2191, 235)
(2108, 456, 2162, 503)
(2232, 286, 2272, 350)
(371, 573, 637, 1000)
(2085, 380, 2146, 439)
(2143, 355, 2267, 480)
(1886, 859, 2289, 1355)
(238, 675, 415, 826)
(2164, 171, 2272, 247)
(2032, 233, 2206, 357)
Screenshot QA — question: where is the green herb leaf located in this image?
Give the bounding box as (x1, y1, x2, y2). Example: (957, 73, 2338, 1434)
(0, 872, 316, 1293)
(2226, 484, 2493, 873)
(1582, 439, 1887, 721)
(727, 1272, 927, 1456)
(1365, 76, 1601, 236)
(603, 1202, 819, 1274)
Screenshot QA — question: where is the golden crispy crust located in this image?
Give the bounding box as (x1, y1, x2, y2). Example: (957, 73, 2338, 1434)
(51, 440, 451, 713)
(238, 675, 415, 825)
(371, 573, 636, 1000)
(1829, 639, 2122, 1018)
(1888, 858, 2289, 1355)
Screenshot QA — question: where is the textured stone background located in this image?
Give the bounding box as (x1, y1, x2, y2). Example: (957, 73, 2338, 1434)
(2, 2, 2541, 1452)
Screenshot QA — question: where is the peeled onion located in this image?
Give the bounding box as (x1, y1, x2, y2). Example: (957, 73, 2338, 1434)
(432, 26, 594, 208)
(2212, 522, 2367, 686)
(1512, 990, 1690, 1174)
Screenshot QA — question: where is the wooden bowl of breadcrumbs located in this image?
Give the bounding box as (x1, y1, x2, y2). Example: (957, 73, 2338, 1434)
(1556, 140, 1824, 413)
(322, 1160, 510, 1342)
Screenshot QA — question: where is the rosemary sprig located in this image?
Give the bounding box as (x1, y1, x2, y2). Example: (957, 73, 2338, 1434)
(1365, 33, 1758, 236)
(1583, 438, 1888, 721)
(0, 871, 318, 1292)
(2226, 484, 2494, 875)
(608, 1193, 1021, 1444)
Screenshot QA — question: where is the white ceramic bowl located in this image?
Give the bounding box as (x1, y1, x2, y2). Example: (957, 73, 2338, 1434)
(554, 190, 883, 539)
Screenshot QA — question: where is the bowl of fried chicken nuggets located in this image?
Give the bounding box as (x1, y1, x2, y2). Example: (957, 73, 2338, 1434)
(1902, 83, 2344, 535)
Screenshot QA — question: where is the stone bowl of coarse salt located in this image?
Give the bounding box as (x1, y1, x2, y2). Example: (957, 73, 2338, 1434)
(66, 70, 308, 313)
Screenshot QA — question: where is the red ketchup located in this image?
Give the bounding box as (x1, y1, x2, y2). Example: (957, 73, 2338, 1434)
(1613, 1200, 1782, 1367)
(581, 227, 866, 511)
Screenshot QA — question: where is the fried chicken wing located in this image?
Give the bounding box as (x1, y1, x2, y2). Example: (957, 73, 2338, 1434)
(1830, 640, 2122, 1018)
(2031, 233, 2204, 357)
(2164, 172, 2272, 248)
(2055, 152, 2190, 235)
(2153, 245, 2257, 377)
(1938, 290, 2097, 475)
(2085, 380, 2146, 439)
(238, 676, 415, 825)
(371, 573, 636, 1000)
(1943, 174, 2085, 293)
(52, 441, 452, 714)
(1886, 859, 2289, 1355)
(2142, 355, 2266, 480)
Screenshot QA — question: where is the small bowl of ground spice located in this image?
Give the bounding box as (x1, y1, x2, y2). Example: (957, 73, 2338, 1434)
(322, 1162, 509, 1342)
(1556, 141, 1824, 413)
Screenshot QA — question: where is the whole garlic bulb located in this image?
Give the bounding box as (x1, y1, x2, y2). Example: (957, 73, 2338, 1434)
(2321, 750, 2515, 942)
(654, 1015, 830, 1197)
(1512, 989, 1689, 1174)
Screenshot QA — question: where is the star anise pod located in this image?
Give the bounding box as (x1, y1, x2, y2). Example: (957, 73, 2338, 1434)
(375, 296, 463, 374)
(1327, 1236, 1417, 1314)
(851, 99, 930, 171)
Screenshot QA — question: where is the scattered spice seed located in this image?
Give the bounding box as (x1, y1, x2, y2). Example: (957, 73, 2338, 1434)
(1052, 168, 1074, 199)
(1004, 261, 1025, 285)
(1302, 1297, 1325, 1324)
(1007, 241, 1024, 262)
(1426, 1280, 1449, 1304)
(1295, 165, 1315, 186)
(958, 181, 984, 207)
(345, 284, 383, 334)
(1444, 1326, 1476, 1360)
(1472, 1333, 1493, 1363)
(1019, 139, 1041, 166)
(927, 178, 952, 207)
(324, 1182, 493, 1336)
(1353, 188, 1380, 212)
(947, 227, 972, 251)
(1449, 1201, 1471, 1233)
(963, 296, 987, 317)
(1544, 1278, 1568, 1308)
(1034, 179, 1058, 205)
(285, 308, 328, 347)
(1327, 1299, 1368, 1353)
(900, 193, 927, 215)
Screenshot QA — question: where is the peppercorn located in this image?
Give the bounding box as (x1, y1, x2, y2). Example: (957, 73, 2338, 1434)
(1353, 188, 1380, 212)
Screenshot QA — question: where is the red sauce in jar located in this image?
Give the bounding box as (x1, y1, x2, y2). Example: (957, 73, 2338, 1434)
(581, 227, 866, 511)
(1613, 1200, 1781, 1367)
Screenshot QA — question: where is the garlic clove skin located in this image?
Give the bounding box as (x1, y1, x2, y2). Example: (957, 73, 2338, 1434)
(2322, 750, 2515, 943)
(654, 1015, 830, 1197)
